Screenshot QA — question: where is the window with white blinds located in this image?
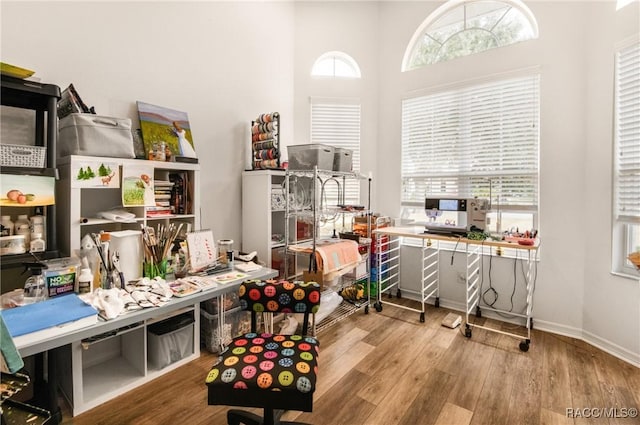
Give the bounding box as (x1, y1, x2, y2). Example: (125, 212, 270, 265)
(310, 99, 361, 205)
(613, 40, 639, 276)
(614, 41, 640, 223)
(401, 75, 540, 214)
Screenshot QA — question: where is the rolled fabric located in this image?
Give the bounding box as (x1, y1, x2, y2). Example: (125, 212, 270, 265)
(253, 140, 275, 150)
(255, 112, 279, 124)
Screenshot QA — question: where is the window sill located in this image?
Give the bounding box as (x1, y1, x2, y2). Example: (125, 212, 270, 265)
(611, 270, 640, 281)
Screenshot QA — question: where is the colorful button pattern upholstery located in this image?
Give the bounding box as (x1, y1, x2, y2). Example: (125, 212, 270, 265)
(238, 279, 322, 314)
(206, 279, 321, 397)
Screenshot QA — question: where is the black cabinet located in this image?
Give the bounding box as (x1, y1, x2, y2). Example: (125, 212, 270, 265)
(0, 76, 61, 269)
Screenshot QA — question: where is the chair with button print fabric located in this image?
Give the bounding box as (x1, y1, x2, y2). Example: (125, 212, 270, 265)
(206, 279, 321, 425)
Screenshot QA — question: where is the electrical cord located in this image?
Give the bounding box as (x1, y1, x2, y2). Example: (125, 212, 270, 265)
(482, 247, 498, 307)
(450, 236, 462, 265)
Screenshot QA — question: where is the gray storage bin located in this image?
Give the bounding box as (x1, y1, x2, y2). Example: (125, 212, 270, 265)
(333, 147, 353, 172)
(58, 113, 135, 158)
(147, 312, 194, 369)
(287, 144, 335, 170)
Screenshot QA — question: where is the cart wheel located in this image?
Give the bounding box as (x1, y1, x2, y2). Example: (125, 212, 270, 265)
(396, 289, 402, 299)
(434, 297, 440, 308)
(374, 302, 383, 312)
(519, 340, 530, 352)
(388, 292, 393, 299)
(475, 306, 482, 318)
(529, 318, 534, 330)
(464, 326, 472, 338)
(419, 312, 425, 323)
(365, 305, 369, 314)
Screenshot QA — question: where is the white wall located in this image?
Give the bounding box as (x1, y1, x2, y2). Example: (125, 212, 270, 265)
(3, 1, 638, 364)
(372, 0, 638, 364)
(1, 1, 295, 246)
(582, 1, 640, 363)
(292, 1, 380, 207)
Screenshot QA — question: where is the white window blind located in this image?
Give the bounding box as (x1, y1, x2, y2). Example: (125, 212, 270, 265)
(614, 41, 640, 223)
(401, 75, 539, 210)
(310, 98, 361, 205)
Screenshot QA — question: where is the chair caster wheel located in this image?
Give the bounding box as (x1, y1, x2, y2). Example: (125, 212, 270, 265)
(420, 312, 425, 323)
(519, 340, 530, 352)
(374, 302, 382, 312)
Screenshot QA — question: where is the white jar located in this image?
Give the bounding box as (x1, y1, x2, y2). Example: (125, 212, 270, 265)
(1, 215, 13, 236)
(30, 233, 45, 253)
(30, 215, 45, 249)
(14, 214, 31, 249)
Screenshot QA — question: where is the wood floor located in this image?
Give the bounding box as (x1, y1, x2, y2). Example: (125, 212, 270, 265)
(60, 299, 640, 425)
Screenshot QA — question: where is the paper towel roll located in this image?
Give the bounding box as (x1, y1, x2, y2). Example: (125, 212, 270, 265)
(108, 230, 143, 283)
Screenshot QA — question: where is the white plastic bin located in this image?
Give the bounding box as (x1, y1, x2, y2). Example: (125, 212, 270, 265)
(333, 147, 353, 172)
(287, 144, 335, 171)
(147, 312, 194, 369)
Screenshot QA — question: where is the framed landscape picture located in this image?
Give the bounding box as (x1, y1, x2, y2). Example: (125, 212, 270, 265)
(136, 101, 197, 158)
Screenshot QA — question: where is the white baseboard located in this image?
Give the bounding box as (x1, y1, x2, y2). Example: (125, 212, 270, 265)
(400, 293, 639, 367)
(581, 329, 640, 368)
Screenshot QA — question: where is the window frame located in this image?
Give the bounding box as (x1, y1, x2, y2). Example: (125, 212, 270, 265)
(402, 0, 539, 71)
(612, 37, 640, 278)
(400, 71, 540, 237)
(311, 51, 361, 79)
(310, 97, 362, 236)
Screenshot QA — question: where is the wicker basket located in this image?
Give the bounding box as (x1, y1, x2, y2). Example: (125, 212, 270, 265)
(0, 144, 46, 168)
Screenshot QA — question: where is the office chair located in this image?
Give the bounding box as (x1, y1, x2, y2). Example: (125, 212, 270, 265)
(206, 279, 321, 425)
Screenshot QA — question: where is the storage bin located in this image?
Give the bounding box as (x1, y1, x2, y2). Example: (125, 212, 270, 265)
(200, 293, 240, 315)
(0, 144, 46, 168)
(333, 147, 353, 172)
(58, 113, 135, 158)
(147, 312, 194, 369)
(200, 308, 255, 353)
(287, 144, 334, 171)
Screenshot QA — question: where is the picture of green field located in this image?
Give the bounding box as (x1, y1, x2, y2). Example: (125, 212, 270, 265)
(139, 121, 192, 156)
(122, 177, 145, 206)
(137, 101, 195, 158)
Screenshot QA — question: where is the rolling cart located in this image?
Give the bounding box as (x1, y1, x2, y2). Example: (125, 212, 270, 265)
(372, 226, 440, 323)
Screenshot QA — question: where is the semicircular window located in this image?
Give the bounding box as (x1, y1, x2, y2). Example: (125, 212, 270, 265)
(312, 51, 361, 78)
(403, 0, 538, 71)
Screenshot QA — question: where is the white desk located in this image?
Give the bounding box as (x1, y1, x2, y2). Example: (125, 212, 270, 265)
(372, 227, 538, 351)
(13, 267, 277, 418)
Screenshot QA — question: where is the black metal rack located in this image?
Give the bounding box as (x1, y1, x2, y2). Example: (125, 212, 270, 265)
(0, 76, 61, 269)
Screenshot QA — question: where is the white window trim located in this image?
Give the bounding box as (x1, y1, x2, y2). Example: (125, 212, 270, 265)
(611, 35, 640, 279)
(401, 0, 539, 71)
(311, 51, 362, 79)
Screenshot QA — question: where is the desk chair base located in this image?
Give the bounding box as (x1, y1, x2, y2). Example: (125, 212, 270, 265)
(227, 408, 311, 425)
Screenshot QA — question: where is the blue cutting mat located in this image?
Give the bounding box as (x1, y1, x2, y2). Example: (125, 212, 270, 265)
(0, 294, 97, 337)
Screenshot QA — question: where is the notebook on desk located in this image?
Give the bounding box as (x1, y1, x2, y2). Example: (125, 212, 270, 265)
(1, 294, 98, 347)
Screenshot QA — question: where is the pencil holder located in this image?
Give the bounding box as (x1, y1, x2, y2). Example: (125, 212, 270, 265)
(144, 259, 167, 279)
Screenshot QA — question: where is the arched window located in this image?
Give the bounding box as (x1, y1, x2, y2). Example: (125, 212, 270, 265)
(402, 0, 538, 71)
(311, 51, 361, 78)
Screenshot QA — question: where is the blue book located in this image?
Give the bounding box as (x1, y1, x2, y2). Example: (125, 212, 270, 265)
(1, 293, 98, 339)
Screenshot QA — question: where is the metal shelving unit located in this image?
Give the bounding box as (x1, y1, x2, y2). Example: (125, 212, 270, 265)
(283, 167, 373, 332)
